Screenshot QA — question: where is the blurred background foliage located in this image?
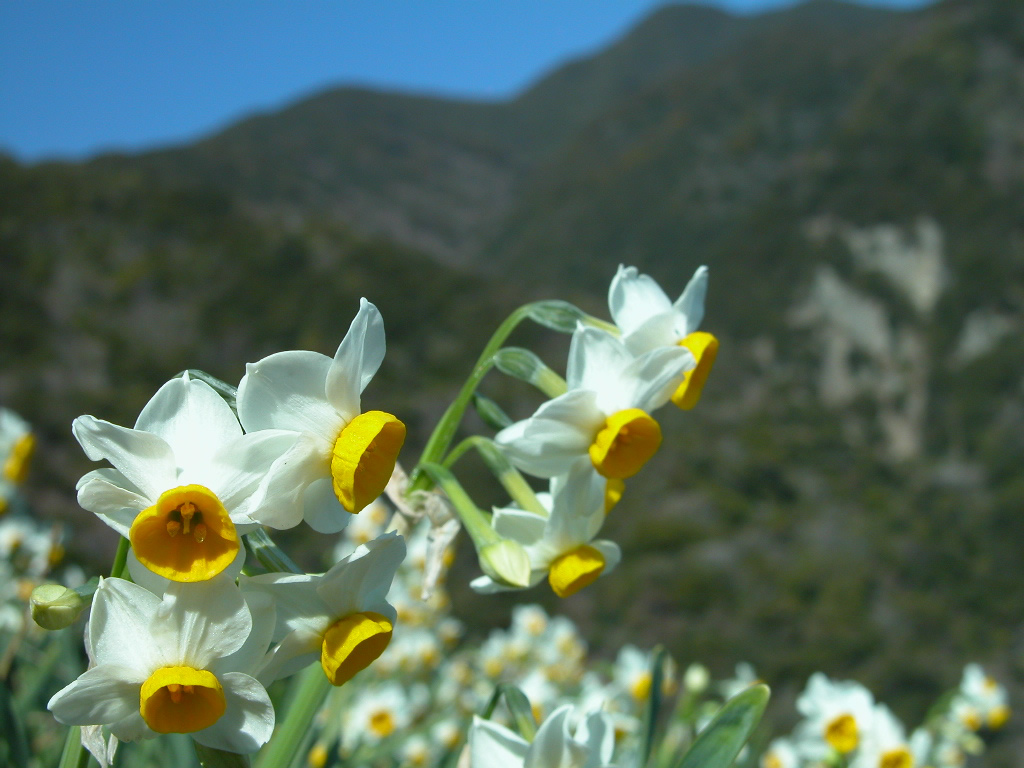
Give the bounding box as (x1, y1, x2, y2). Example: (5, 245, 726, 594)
(2, 0, 1023, 763)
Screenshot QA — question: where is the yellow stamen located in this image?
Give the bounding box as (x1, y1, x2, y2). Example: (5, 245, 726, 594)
(630, 673, 652, 701)
(879, 748, 913, 768)
(330, 411, 406, 513)
(588, 408, 661, 479)
(140, 666, 225, 734)
(320, 611, 393, 686)
(988, 705, 1010, 730)
(604, 478, 625, 514)
(824, 713, 858, 754)
(369, 710, 395, 738)
(962, 707, 981, 731)
(3, 433, 35, 484)
(130, 485, 238, 582)
(672, 332, 718, 410)
(548, 544, 605, 597)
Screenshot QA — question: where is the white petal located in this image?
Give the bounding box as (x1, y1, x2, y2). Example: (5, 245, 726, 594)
(192, 672, 274, 754)
(255, 628, 322, 686)
(201, 430, 311, 524)
(212, 591, 276, 677)
(153, 577, 251, 669)
(108, 711, 152, 743)
(470, 716, 528, 768)
(673, 265, 708, 333)
(72, 416, 176, 501)
(496, 391, 601, 478)
(608, 265, 672, 336)
(316, 531, 405, 618)
(325, 298, 386, 422)
(89, 578, 161, 675)
(525, 705, 572, 768)
(567, 326, 635, 395)
(76, 469, 149, 537)
(628, 346, 694, 413)
(622, 312, 680, 356)
(577, 711, 615, 764)
(48, 664, 141, 727)
(590, 540, 621, 575)
(240, 573, 332, 639)
(302, 477, 351, 534)
(492, 508, 547, 545)
(236, 350, 341, 443)
(134, 375, 242, 476)
(470, 571, 545, 594)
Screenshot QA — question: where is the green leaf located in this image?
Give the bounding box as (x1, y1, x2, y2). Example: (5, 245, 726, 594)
(635, 647, 667, 768)
(675, 684, 770, 768)
(472, 391, 513, 430)
(195, 742, 252, 768)
(480, 683, 538, 741)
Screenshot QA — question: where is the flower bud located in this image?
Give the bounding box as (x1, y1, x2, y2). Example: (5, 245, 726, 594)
(30, 583, 87, 630)
(684, 663, 710, 694)
(479, 539, 532, 588)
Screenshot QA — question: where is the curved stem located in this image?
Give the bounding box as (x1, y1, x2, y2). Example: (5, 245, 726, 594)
(254, 665, 332, 768)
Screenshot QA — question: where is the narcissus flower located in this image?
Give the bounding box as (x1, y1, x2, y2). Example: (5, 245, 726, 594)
(796, 673, 875, 758)
(609, 264, 718, 410)
(470, 466, 621, 597)
(849, 705, 918, 768)
(0, 407, 35, 486)
(496, 325, 691, 479)
(242, 531, 405, 685)
(48, 576, 275, 754)
(73, 374, 295, 582)
(470, 705, 616, 768)
(237, 298, 406, 532)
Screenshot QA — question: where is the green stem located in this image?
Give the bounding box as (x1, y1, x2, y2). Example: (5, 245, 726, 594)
(110, 536, 130, 578)
(57, 726, 92, 768)
(254, 665, 332, 768)
(443, 436, 547, 518)
(245, 528, 304, 575)
(408, 303, 537, 494)
(418, 463, 498, 549)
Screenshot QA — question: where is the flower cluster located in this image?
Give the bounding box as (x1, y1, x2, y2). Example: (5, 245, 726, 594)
(47, 300, 409, 756)
(760, 667, 1011, 768)
(462, 265, 718, 597)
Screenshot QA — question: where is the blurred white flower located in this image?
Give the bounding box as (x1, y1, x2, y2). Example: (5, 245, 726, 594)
(470, 705, 616, 768)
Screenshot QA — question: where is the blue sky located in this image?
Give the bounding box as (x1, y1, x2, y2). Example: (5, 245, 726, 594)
(0, 0, 933, 161)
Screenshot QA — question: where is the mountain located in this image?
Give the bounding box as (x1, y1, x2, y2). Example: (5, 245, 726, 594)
(5, 1, 1024, 762)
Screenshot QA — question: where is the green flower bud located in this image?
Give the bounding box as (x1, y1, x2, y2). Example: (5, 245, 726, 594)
(30, 583, 87, 630)
(479, 539, 532, 588)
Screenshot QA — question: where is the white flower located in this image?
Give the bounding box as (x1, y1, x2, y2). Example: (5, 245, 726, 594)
(850, 705, 914, 768)
(0, 407, 34, 486)
(242, 531, 405, 685)
(608, 264, 718, 409)
(496, 325, 691, 479)
(344, 682, 413, 745)
(611, 646, 656, 704)
(237, 298, 405, 532)
(955, 664, 1010, 730)
(760, 738, 799, 768)
(795, 673, 875, 758)
(470, 467, 621, 597)
(470, 705, 616, 768)
(47, 576, 275, 754)
(73, 373, 295, 582)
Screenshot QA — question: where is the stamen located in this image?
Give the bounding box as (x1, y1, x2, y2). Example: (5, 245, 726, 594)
(166, 520, 181, 537)
(167, 684, 182, 703)
(179, 501, 196, 534)
(193, 524, 207, 543)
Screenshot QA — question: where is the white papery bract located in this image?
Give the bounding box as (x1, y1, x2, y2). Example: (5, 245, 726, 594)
(496, 324, 691, 480)
(242, 530, 405, 686)
(608, 265, 718, 410)
(470, 705, 616, 768)
(470, 466, 620, 598)
(47, 576, 275, 754)
(237, 298, 406, 532)
(73, 373, 296, 582)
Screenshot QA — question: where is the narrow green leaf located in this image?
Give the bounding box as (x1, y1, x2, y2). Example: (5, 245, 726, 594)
(635, 647, 667, 768)
(675, 684, 770, 768)
(501, 684, 537, 741)
(195, 741, 252, 768)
